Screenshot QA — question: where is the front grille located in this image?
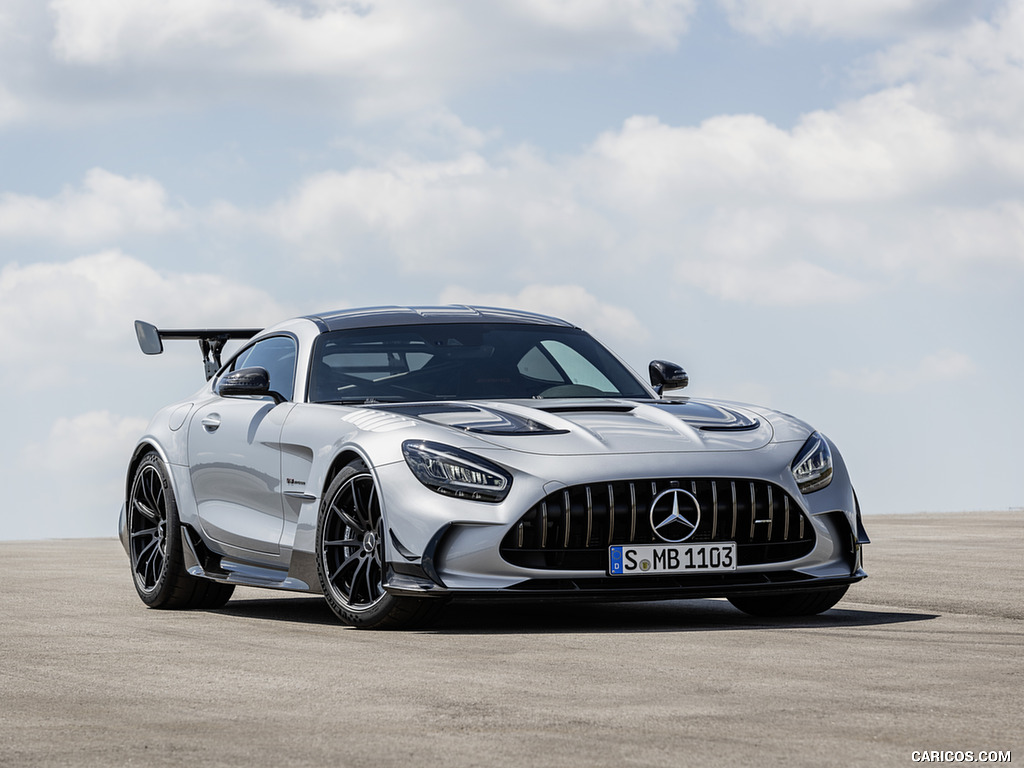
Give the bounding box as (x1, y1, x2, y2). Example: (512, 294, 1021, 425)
(500, 478, 815, 570)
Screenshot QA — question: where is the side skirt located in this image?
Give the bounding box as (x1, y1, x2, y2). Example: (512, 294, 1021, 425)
(181, 525, 313, 592)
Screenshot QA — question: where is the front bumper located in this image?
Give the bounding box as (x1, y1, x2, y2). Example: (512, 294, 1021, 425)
(370, 440, 868, 601)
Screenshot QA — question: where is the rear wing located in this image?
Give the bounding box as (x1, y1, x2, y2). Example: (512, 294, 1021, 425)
(135, 320, 262, 381)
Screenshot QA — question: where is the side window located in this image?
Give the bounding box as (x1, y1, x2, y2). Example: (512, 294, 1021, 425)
(229, 336, 297, 401)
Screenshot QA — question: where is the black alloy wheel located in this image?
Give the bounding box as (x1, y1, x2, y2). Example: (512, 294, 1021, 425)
(316, 460, 443, 629)
(127, 452, 234, 609)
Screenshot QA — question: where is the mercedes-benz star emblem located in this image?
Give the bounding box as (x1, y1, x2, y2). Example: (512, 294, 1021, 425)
(649, 488, 701, 543)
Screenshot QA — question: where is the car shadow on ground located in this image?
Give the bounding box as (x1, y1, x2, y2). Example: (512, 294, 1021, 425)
(211, 595, 938, 633)
(212, 596, 340, 626)
(432, 600, 938, 634)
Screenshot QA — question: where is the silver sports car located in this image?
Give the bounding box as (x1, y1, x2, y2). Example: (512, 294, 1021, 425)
(119, 305, 869, 628)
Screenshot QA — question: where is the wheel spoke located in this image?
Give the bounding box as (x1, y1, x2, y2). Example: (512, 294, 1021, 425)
(350, 481, 371, 529)
(135, 534, 158, 560)
(329, 502, 362, 534)
(133, 497, 159, 521)
(366, 484, 379, 523)
(323, 537, 361, 548)
(136, 537, 162, 587)
(131, 524, 158, 539)
(143, 470, 162, 510)
(145, 547, 163, 586)
(363, 558, 376, 601)
(349, 556, 370, 603)
(330, 549, 361, 586)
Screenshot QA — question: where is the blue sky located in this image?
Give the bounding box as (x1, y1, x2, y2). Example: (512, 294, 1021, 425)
(1, 0, 1020, 540)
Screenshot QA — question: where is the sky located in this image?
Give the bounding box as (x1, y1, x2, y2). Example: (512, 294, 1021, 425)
(1, 0, 1021, 541)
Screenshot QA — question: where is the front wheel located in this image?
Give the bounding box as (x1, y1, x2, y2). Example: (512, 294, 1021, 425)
(127, 453, 234, 609)
(316, 461, 442, 629)
(727, 586, 849, 617)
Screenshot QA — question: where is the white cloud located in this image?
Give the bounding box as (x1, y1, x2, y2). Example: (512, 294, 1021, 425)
(676, 258, 869, 305)
(13, 2, 1023, 320)
(0, 250, 289, 387)
(49, 0, 695, 67)
(49, 0, 414, 70)
(888, 202, 1024, 278)
(244, 149, 616, 272)
(829, 349, 976, 394)
(0, 168, 183, 244)
(0, 0, 34, 124)
(394, 109, 499, 154)
(438, 284, 648, 343)
(12, 411, 148, 540)
(861, 2, 1024, 141)
(0, 251, 291, 539)
(718, 0, 973, 39)
(217, 65, 1023, 305)
(583, 91, 959, 206)
(510, 0, 695, 47)
(45, 0, 696, 117)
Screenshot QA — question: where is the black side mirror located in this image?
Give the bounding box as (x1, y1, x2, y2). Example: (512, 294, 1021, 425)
(219, 367, 285, 404)
(649, 360, 688, 395)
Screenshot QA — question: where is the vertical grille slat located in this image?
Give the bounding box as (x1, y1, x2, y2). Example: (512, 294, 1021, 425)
(748, 482, 757, 540)
(563, 490, 572, 548)
(606, 484, 616, 545)
(629, 483, 637, 543)
(711, 480, 719, 540)
(784, 496, 790, 541)
(585, 486, 593, 547)
(730, 482, 738, 540)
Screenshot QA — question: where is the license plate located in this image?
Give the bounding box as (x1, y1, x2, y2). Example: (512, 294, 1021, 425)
(608, 543, 737, 575)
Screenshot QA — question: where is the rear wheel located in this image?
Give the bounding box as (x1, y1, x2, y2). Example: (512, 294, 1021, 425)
(127, 453, 234, 609)
(316, 461, 442, 629)
(727, 586, 848, 617)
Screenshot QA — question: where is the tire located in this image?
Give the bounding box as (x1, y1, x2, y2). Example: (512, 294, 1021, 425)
(316, 461, 442, 629)
(727, 586, 849, 617)
(127, 453, 235, 609)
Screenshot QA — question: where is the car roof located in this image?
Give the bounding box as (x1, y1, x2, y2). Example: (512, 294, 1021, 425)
(304, 305, 577, 333)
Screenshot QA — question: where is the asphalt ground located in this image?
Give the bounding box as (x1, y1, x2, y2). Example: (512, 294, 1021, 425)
(1, 512, 1020, 767)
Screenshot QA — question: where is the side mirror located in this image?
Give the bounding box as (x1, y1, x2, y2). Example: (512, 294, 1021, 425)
(649, 360, 688, 395)
(218, 367, 285, 404)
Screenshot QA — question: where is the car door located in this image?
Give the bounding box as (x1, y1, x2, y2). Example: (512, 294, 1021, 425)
(188, 335, 298, 557)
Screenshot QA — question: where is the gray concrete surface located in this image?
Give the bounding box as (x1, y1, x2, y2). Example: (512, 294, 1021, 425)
(1, 512, 1020, 767)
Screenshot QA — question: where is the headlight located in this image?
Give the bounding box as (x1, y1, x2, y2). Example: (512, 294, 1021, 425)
(402, 441, 512, 502)
(791, 432, 833, 494)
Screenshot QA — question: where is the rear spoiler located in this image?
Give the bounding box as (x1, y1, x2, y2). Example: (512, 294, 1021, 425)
(135, 320, 262, 381)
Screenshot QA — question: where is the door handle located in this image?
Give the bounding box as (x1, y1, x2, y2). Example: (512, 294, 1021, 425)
(201, 414, 221, 432)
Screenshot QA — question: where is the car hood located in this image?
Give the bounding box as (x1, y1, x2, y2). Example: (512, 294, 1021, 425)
(373, 398, 775, 455)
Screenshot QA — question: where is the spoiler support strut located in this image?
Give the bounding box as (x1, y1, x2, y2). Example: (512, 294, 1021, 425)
(135, 320, 262, 380)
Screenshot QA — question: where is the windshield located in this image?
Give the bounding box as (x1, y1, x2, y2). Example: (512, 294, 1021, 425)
(308, 323, 649, 403)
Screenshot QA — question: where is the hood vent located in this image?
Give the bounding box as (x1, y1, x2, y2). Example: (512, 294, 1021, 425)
(375, 403, 567, 435)
(654, 400, 760, 431)
(538, 404, 636, 415)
